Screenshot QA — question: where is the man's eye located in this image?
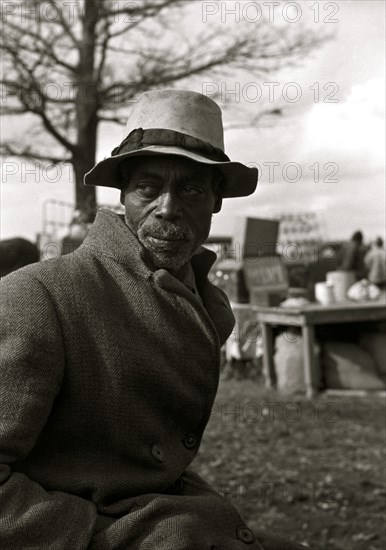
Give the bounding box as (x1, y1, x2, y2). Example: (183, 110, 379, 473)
(136, 183, 159, 197)
(182, 186, 203, 196)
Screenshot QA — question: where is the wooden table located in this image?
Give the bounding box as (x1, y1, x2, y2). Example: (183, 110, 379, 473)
(253, 299, 386, 398)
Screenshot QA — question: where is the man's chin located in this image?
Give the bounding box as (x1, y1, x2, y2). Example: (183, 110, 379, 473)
(141, 240, 193, 270)
(148, 251, 191, 270)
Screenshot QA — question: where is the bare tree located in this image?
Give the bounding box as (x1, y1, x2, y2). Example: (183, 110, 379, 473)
(1, 0, 328, 221)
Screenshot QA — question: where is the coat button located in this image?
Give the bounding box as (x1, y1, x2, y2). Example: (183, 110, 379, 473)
(150, 444, 164, 463)
(182, 433, 197, 449)
(236, 525, 255, 544)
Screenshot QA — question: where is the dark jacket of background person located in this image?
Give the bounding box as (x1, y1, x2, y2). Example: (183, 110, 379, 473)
(2, 208, 280, 549)
(364, 238, 386, 287)
(337, 230, 367, 280)
(0, 237, 39, 277)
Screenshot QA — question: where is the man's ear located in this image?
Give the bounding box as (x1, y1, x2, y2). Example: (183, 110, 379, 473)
(212, 170, 224, 213)
(213, 193, 222, 214)
(118, 162, 130, 205)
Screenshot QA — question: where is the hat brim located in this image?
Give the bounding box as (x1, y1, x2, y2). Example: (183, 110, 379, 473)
(84, 145, 258, 198)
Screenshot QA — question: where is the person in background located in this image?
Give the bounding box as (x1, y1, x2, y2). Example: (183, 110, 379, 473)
(338, 230, 367, 280)
(0, 237, 40, 277)
(365, 237, 386, 289)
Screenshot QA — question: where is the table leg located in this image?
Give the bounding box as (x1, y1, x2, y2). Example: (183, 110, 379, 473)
(261, 322, 275, 389)
(302, 324, 318, 398)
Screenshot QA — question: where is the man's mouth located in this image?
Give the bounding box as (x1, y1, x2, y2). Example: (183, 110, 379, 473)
(146, 235, 187, 244)
(146, 231, 189, 241)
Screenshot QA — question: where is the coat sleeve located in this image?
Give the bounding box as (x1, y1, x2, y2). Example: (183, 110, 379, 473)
(0, 270, 98, 549)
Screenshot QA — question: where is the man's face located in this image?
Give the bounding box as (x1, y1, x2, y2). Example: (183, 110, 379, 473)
(121, 155, 222, 270)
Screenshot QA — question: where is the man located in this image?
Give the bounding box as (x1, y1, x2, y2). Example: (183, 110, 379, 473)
(0, 90, 308, 549)
(0, 237, 40, 277)
(338, 230, 367, 280)
(365, 237, 386, 289)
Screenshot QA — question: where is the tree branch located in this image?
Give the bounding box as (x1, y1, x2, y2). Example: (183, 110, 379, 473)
(1, 42, 77, 151)
(45, 0, 80, 46)
(1, 143, 69, 165)
(98, 114, 126, 124)
(95, 18, 112, 83)
(5, 20, 77, 73)
(37, 107, 77, 152)
(99, 0, 184, 20)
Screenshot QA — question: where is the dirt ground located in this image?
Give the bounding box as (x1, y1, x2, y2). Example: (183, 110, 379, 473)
(192, 380, 386, 550)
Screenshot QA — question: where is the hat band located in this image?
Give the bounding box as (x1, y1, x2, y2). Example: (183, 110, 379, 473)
(111, 128, 230, 163)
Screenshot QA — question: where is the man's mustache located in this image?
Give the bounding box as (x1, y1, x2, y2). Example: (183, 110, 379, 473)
(139, 222, 192, 241)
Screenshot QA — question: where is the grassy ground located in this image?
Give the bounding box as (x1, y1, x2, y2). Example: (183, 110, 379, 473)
(191, 379, 386, 550)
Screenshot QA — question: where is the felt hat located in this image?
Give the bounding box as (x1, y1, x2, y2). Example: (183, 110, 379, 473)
(84, 89, 258, 198)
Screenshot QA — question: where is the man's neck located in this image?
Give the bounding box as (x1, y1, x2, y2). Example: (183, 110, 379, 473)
(166, 262, 190, 281)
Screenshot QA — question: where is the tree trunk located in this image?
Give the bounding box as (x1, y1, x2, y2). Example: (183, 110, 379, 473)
(72, 150, 97, 223)
(73, 0, 100, 223)
(72, 100, 98, 223)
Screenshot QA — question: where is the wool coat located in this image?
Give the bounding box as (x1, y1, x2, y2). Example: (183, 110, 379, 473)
(0, 209, 309, 550)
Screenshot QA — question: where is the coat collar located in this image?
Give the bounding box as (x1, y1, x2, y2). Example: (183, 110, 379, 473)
(81, 208, 218, 284)
(81, 208, 235, 347)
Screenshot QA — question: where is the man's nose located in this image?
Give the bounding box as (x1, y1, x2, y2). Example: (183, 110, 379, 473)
(154, 191, 182, 221)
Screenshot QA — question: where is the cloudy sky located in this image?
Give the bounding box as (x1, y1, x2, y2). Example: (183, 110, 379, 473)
(1, 0, 385, 243)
